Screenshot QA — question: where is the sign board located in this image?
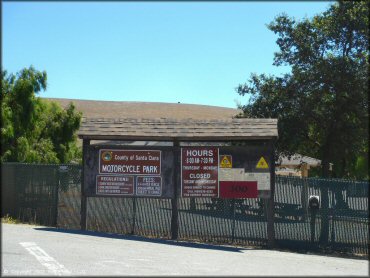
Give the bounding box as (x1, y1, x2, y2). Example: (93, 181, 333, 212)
(84, 144, 272, 199)
(220, 155, 232, 168)
(256, 156, 269, 169)
(244, 172, 270, 190)
(180, 145, 271, 198)
(219, 181, 258, 198)
(99, 150, 161, 175)
(181, 147, 219, 197)
(96, 175, 134, 195)
(136, 176, 162, 196)
(84, 146, 174, 198)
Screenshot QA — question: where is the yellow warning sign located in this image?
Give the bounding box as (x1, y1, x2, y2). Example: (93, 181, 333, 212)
(220, 155, 232, 168)
(256, 157, 269, 169)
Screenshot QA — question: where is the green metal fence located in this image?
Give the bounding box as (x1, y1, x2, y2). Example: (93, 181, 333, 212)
(274, 176, 369, 255)
(1, 163, 61, 226)
(1, 163, 368, 256)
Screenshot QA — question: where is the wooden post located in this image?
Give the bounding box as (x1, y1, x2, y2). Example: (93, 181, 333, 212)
(171, 140, 179, 240)
(301, 163, 309, 178)
(267, 140, 276, 248)
(80, 139, 90, 231)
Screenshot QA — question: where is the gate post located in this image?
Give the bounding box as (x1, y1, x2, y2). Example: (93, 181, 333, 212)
(81, 139, 90, 231)
(267, 141, 276, 248)
(171, 140, 179, 240)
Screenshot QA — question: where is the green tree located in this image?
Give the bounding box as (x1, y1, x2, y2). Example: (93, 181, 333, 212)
(1, 66, 82, 164)
(236, 1, 368, 244)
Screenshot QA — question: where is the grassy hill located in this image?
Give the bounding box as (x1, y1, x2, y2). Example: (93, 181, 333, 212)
(43, 98, 240, 120)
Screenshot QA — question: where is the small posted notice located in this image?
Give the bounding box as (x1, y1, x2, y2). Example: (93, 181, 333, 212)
(136, 176, 162, 196)
(244, 172, 271, 190)
(96, 175, 134, 195)
(181, 147, 219, 197)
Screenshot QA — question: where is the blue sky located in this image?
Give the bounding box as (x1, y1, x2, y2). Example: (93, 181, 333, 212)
(3, 1, 333, 108)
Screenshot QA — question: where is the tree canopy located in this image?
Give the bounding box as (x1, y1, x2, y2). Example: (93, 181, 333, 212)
(1, 66, 82, 164)
(237, 1, 369, 180)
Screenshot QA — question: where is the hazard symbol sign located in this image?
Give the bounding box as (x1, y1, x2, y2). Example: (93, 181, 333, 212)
(256, 156, 269, 169)
(220, 155, 232, 168)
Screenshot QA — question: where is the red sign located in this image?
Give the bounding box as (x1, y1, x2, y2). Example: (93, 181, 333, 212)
(96, 175, 134, 195)
(219, 181, 258, 198)
(99, 149, 161, 175)
(181, 147, 219, 197)
(136, 176, 162, 196)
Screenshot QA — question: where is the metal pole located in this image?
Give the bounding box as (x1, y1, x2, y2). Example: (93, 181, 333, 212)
(330, 191, 335, 244)
(171, 140, 179, 240)
(131, 197, 137, 234)
(53, 167, 60, 227)
(310, 209, 317, 243)
(267, 140, 276, 248)
(231, 199, 236, 243)
(190, 198, 196, 211)
(80, 139, 90, 231)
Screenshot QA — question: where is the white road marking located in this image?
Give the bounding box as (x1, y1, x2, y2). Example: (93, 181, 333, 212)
(19, 242, 71, 276)
(129, 258, 153, 262)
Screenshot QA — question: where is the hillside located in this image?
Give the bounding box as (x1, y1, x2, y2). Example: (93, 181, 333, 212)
(43, 98, 240, 120)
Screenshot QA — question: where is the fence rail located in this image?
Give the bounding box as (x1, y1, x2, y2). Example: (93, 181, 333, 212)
(1, 163, 368, 256)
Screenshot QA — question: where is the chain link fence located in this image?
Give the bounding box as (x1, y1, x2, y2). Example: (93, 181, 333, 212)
(1, 163, 368, 256)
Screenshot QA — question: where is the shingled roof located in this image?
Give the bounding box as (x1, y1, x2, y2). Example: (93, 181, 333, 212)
(78, 117, 278, 141)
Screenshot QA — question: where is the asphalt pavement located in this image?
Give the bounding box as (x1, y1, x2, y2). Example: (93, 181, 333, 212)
(1, 223, 368, 276)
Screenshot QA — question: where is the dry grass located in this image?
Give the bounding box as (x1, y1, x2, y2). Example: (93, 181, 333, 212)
(43, 98, 241, 120)
(1, 214, 20, 224)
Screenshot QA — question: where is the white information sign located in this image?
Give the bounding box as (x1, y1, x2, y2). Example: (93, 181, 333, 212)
(244, 172, 271, 190)
(219, 168, 245, 181)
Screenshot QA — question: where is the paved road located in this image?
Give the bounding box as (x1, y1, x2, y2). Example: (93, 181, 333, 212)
(1, 223, 368, 276)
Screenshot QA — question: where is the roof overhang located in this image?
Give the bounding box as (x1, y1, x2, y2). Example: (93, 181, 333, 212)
(78, 117, 278, 142)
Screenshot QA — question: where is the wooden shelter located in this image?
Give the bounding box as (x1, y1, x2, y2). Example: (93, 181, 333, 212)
(78, 116, 278, 247)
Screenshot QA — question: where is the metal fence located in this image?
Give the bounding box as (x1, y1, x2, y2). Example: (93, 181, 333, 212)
(1, 163, 61, 226)
(1, 163, 368, 256)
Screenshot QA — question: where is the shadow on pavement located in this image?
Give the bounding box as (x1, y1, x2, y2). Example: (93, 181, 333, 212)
(33, 227, 250, 253)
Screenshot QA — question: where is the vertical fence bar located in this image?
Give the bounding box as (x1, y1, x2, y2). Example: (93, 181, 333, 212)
(80, 139, 90, 231)
(131, 197, 137, 234)
(231, 199, 236, 243)
(319, 179, 330, 246)
(53, 166, 59, 227)
(330, 190, 335, 245)
(267, 140, 276, 248)
(171, 141, 179, 240)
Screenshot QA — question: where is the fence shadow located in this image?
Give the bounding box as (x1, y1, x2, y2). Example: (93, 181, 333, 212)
(33, 227, 251, 253)
(274, 239, 368, 260)
(174, 207, 307, 224)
